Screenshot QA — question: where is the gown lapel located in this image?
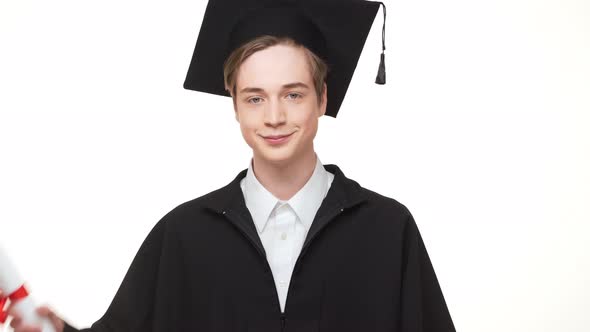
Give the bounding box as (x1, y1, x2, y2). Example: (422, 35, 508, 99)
(203, 164, 368, 260)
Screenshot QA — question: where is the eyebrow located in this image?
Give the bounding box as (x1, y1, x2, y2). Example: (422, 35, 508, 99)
(239, 82, 310, 94)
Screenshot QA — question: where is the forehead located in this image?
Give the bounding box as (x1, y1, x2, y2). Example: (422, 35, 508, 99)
(235, 44, 313, 91)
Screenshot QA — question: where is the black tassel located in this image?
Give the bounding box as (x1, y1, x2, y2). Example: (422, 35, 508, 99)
(375, 52, 386, 84)
(375, 2, 386, 85)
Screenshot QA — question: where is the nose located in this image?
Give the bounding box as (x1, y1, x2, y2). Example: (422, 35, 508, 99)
(264, 98, 287, 127)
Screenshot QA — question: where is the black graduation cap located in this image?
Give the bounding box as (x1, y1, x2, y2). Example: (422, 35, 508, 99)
(183, 0, 387, 118)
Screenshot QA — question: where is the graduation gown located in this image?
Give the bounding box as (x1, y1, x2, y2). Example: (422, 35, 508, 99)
(64, 164, 455, 332)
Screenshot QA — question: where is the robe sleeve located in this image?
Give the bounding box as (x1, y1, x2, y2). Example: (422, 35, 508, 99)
(400, 211, 456, 332)
(62, 216, 169, 332)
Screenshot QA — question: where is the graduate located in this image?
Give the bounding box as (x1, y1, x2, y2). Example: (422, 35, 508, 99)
(5, 0, 455, 331)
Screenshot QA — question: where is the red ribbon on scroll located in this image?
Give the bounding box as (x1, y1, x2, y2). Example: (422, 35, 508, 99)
(0, 284, 29, 323)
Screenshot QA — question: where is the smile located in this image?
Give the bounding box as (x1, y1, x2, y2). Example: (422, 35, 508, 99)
(261, 132, 294, 145)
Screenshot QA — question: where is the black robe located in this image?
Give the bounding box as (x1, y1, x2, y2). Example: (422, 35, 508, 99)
(65, 164, 455, 332)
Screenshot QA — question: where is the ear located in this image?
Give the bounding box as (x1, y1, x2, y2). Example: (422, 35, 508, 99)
(318, 83, 327, 117)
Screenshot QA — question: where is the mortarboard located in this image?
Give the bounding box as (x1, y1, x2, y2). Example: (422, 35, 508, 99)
(183, 0, 386, 118)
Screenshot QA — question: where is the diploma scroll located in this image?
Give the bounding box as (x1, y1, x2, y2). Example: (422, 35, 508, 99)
(0, 246, 56, 332)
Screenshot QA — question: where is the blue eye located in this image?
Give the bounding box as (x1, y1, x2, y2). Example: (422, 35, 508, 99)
(287, 93, 302, 100)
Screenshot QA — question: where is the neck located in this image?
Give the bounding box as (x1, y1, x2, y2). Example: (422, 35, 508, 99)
(251, 150, 317, 201)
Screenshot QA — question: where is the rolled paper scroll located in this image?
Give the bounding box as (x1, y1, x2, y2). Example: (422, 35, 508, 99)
(0, 246, 56, 332)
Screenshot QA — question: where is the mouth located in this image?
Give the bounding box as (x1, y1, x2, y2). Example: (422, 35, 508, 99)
(261, 132, 294, 145)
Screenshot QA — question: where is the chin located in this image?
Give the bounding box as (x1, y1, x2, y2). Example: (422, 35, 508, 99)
(254, 145, 299, 164)
(258, 151, 296, 164)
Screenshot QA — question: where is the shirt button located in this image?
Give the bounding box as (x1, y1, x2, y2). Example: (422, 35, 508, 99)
(281, 232, 287, 240)
(279, 281, 287, 288)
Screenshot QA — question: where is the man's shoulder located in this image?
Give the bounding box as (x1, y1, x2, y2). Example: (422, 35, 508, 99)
(166, 186, 232, 217)
(325, 163, 411, 217)
(356, 183, 413, 218)
(158, 171, 247, 224)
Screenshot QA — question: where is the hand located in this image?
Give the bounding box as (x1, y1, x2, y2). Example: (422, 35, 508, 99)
(0, 289, 65, 332)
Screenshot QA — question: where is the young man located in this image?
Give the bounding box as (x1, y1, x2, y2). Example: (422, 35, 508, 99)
(6, 0, 455, 331)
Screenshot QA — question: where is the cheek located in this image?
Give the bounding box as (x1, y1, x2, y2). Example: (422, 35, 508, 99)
(236, 109, 256, 129)
(240, 121, 255, 137)
(295, 111, 319, 137)
(238, 114, 261, 143)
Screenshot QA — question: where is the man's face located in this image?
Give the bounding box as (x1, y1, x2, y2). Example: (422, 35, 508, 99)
(233, 44, 327, 166)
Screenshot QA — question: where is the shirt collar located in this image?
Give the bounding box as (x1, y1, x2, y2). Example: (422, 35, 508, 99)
(240, 155, 333, 234)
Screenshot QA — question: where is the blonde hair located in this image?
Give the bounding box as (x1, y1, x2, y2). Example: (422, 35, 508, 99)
(223, 35, 328, 104)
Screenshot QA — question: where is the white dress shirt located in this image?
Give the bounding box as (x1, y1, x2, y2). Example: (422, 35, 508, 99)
(240, 156, 334, 313)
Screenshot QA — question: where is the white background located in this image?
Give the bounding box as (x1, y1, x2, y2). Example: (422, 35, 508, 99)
(1, 0, 589, 331)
